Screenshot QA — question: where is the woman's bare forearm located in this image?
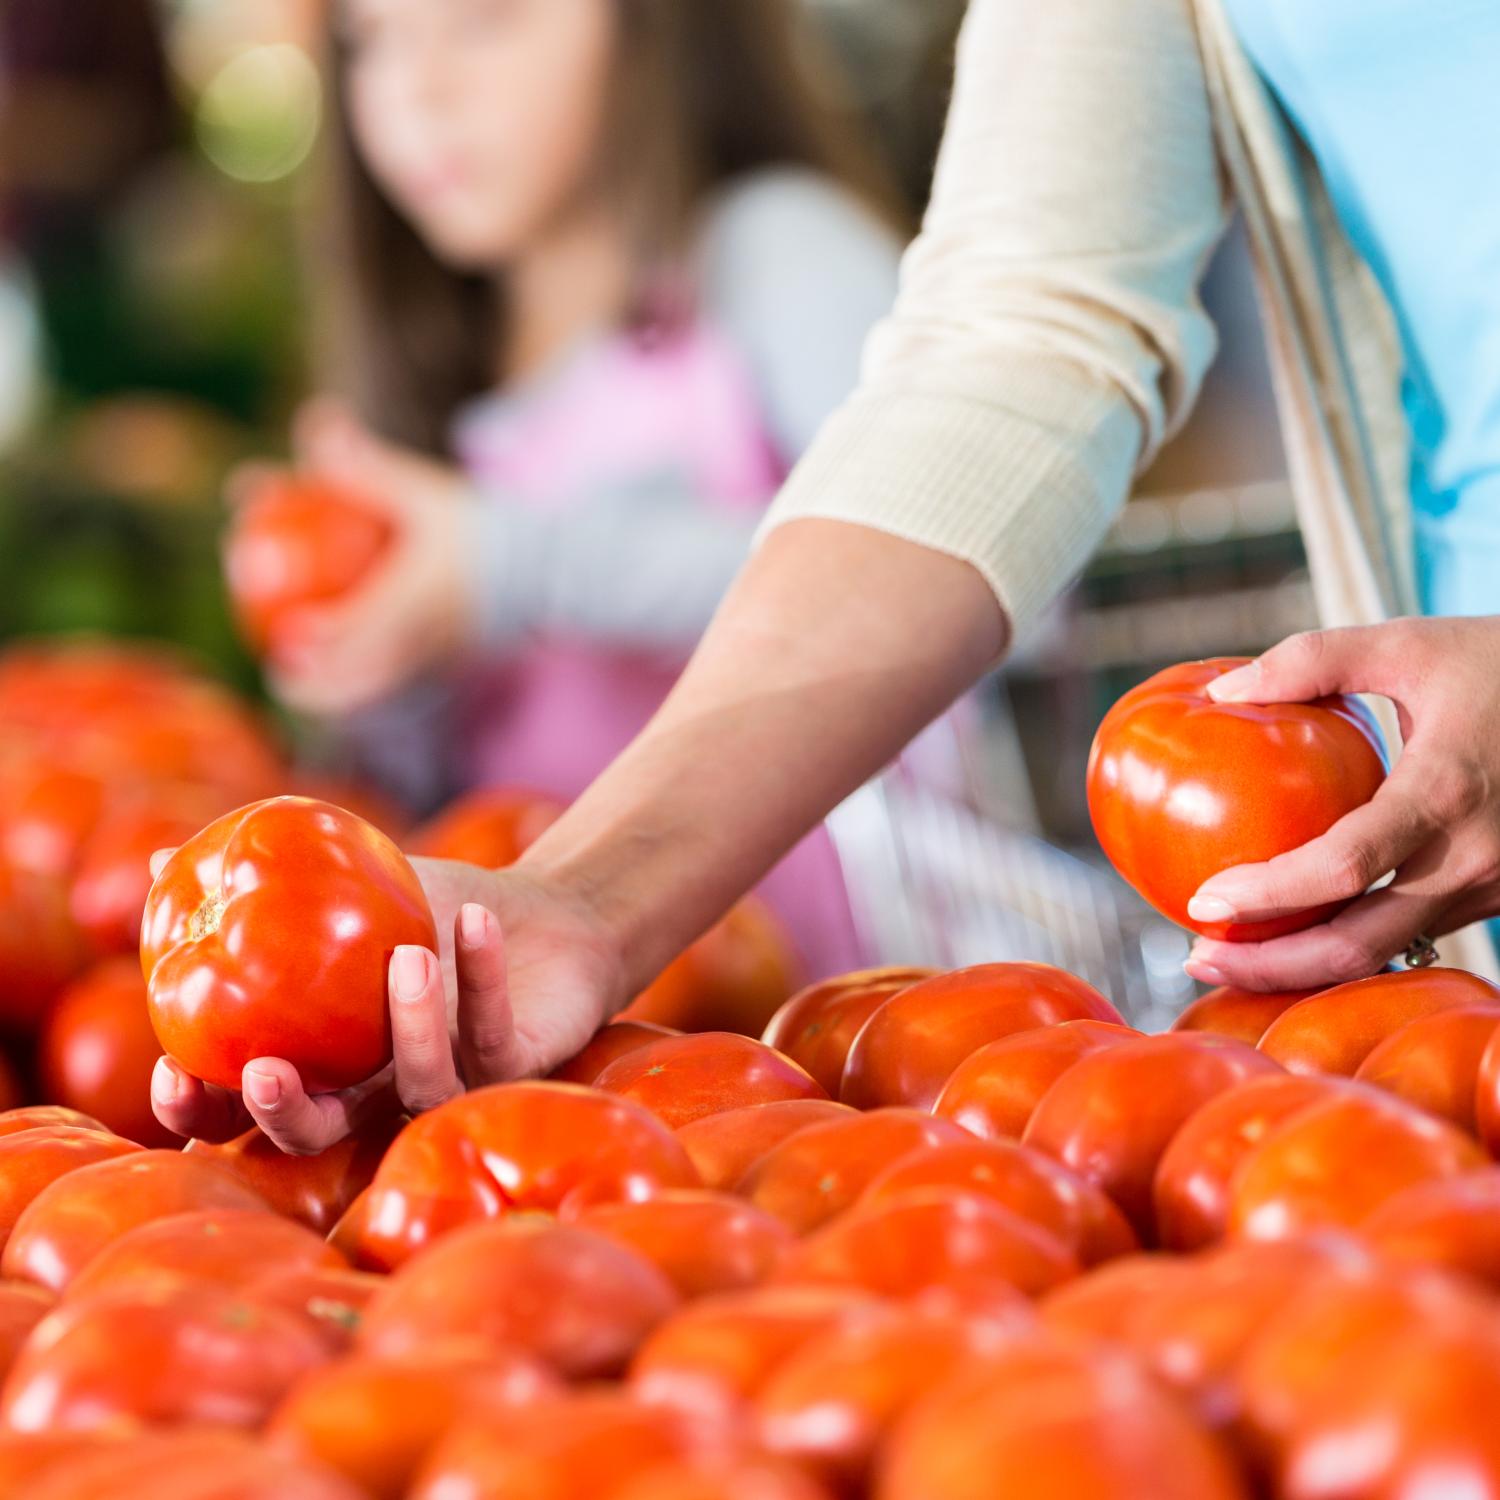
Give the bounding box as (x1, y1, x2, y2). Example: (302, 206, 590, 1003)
(519, 518, 1008, 994)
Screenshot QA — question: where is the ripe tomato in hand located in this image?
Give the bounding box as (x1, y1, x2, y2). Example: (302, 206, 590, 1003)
(933, 1019, 1137, 1140)
(141, 797, 437, 1094)
(841, 964, 1125, 1111)
(406, 786, 565, 867)
(0, 1127, 143, 1254)
(674, 1099, 854, 1192)
(356, 1082, 697, 1271)
(358, 1218, 678, 1378)
(1086, 658, 1387, 941)
(761, 967, 935, 1095)
(1258, 967, 1500, 1076)
(225, 474, 392, 657)
(38, 958, 176, 1147)
(1023, 1033, 1279, 1242)
(1172, 986, 1320, 1046)
(594, 1033, 826, 1130)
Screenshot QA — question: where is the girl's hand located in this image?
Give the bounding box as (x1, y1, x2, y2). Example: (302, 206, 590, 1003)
(1184, 617, 1500, 992)
(150, 856, 627, 1155)
(257, 399, 480, 716)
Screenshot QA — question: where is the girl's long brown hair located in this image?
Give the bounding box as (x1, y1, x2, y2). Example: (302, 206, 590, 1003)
(314, 0, 907, 454)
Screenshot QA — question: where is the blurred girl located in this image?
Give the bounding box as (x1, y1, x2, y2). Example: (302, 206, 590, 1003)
(266, 0, 907, 976)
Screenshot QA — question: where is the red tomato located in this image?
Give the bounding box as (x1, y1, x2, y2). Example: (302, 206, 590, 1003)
(0, 859, 85, 1031)
(620, 901, 804, 1038)
(0, 1281, 329, 1433)
(408, 1392, 696, 1500)
(1086, 657, 1387, 942)
(737, 1109, 969, 1235)
(225, 475, 393, 658)
(549, 1021, 681, 1087)
(1258, 967, 1500, 1076)
(185, 1115, 402, 1234)
(761, 967, 936, 1095)
(1475, 1026, 1500, 1155)
(674, 1099, 855, 1192)
(631, 1285, 881, 1424)
(1172, 986, 1320, 1045)
(0, 1282, 52, 1387)
(1353, 1002, 1500, 1131)
(67, 790, 230, 956)
(775, 1190, 1077, 1300)
(1023, 1033, 1279, 1242)
(37, 959, 175, 1148)
(286, 774, 411, 844)
(251, 1264, 384, 1356)
(3, 1150, 267, 1291)
(0, 1107, 110, 1139)
(1229, 1090, 1485, 1240)
(405, 785, 564, 867)
(1038, 1254, 1192, 1343)
(1361, 1170, 1500, 1292)
(859, 1139, 1138, 1267)
(932, 1020, 1138, 1140)
(569, 1190, 793, 1299)
(357, 1218, 677, 1379)
(141, 797, 437, 1094)
(268, 1349, 558, 1500)
(1152, 1073, 1349, 1252)
(65, 1208, 345, 1302)
(0, 762, 108, 882)
(0, 1431, 125, 1496)
(594, 1033, 826, 1130)
(755, 1303, 1014, 1492)
(0, 1128, 143, 1255)
(357, 1081, 697, 1270)
(841, 964, 1125, 1111)
(615, 1457, 830, 1500)
(326, 1188, 375, 1269)
(878, 1334, 1251, 1500)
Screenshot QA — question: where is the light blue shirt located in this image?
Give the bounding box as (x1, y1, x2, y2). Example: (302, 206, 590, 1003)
(1225, 0, 1500, 618)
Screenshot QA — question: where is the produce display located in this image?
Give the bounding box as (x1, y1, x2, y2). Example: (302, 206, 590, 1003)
(4, 640, 1500, 1496)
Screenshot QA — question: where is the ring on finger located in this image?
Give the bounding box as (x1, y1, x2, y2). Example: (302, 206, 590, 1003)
(1402, 932, 1439, 969)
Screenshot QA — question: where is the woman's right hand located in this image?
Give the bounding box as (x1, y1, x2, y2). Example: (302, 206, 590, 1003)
(150, 857, 629, 1155)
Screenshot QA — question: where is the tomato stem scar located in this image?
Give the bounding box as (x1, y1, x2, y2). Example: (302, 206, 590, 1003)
(189, 889, 228, 941)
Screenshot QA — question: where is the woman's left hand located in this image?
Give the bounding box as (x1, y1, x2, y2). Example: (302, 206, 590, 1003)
(1184, 616, 1500, 992)
(265, 400, 479, 716)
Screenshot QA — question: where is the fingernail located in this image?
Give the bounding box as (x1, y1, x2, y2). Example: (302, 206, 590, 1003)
(1207, 662, 1259, 701)
(151, 1059, 180, 1105)
(459, 903, 488, 949)
(244, 1068, 280, 1111)
(1185, 961, 1230, 986)
(393, 945, 429, 1003)
(1187, 893, 1238, 923)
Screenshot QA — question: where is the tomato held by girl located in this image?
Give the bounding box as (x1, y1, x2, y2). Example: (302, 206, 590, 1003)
(250, 0, 910, 978)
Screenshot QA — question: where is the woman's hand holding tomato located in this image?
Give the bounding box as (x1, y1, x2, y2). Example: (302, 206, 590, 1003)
(1178, 619, 1500, 990)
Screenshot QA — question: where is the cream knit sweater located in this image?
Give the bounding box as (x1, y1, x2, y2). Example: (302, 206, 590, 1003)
(765, 0, 1496, 975)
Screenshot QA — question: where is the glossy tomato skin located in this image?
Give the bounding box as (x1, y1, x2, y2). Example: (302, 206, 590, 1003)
(1087, 658, 1387, 942)
(37, 958, 176, 1147)
(1152, 1073, 1350, 1251)
(0, 1283, 53, 1388)
(760, 967, 936, 1094)
(841, 964, 1125, 1111)
(358, 1218, 678, 1379)
(3, 1149, 267, 1292)
(225, 475, 392, 658)
(141, 797, 437, 1094)
(1023, 1033, 1280, 1242)
(356, 1082, 698, 1271)
(620, 901, 803, 1037)
(1353, 1002, 1500, 1131)
(1363, 1170, 1500, 1292)
(0, 1127, 143, 1255)
(0, 1281, 329, 1433)
(933, 1020, 1138, 1140)
(1172, 986, 1320, 1046)
(1476, 1026, 1500, 1154)
(1258, 967, 1500, 1076)
(594, 1033, 826, 1130)
(185, 1115, 403, 1234)
(737, 1108, 969, 1235)
(674, 1099, 854, 1192)
(548, 1021, 681, 1086)
(877, 1334, 1251, 1500)
(0, 1106, 110, 1139)
(1229, 1090, 1485, 1240)
(405, 785, 564, 867)
(268, 1348, 558, 1500)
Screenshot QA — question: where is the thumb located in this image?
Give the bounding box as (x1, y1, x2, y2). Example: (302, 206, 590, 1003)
(1206, 627, 1388, 705)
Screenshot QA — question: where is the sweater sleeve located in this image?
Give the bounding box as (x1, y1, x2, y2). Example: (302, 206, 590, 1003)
(761, 0, 1231, 638)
